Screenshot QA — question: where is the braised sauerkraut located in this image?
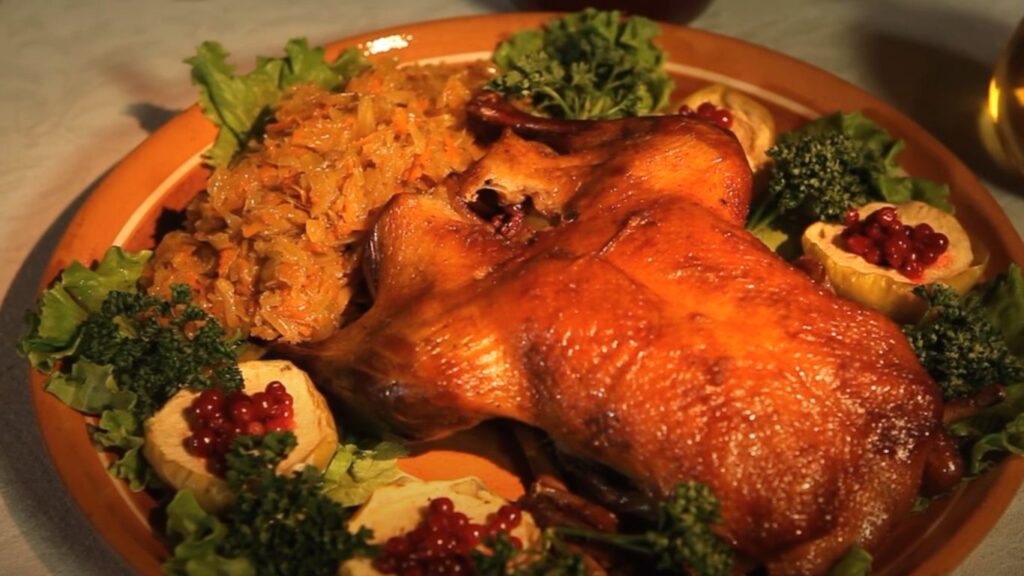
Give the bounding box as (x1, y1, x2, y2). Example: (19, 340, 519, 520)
(145, 61, 489, 342)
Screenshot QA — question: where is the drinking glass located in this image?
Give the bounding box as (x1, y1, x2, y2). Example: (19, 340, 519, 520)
(984, 17, 1024, 178)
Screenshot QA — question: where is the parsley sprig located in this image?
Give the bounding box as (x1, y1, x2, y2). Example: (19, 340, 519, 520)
(487, 9, 673, 120)
(216, 433, 376, 576)
(77, 283, 243, 420)
(20, 247, 244, 490)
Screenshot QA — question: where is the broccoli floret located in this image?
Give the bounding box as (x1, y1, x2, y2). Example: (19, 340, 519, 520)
(551, 481, 732, 576)
(903, 284, 1024, 400)
(647, 482, 733, 576)
(745, 112, 952, 253)
(748, 131, 877, 228)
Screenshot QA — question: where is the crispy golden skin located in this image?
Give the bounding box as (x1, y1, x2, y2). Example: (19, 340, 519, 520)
(303, 94, 953, 574)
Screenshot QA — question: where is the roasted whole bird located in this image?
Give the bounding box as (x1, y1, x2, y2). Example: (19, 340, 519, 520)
(302, 92, 961, 574)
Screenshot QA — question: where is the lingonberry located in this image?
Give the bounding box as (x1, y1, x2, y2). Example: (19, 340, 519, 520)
(184, 382, 296, 475)
(841, 207, 949, 279)
(373, 497, 525, 574)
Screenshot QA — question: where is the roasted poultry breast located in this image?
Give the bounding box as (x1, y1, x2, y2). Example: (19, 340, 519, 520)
(303, 93, 959, 574)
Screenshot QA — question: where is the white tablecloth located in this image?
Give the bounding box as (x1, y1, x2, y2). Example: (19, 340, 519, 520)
(2, 0, 1022, 573)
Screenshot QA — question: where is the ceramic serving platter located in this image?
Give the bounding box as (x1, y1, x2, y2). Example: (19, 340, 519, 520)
(29, 12, 1024, 575)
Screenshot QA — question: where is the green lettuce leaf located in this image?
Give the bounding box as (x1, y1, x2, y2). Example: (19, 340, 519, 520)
(281, 38, 366, 90)
(20, 287, 88, 371)
(88, 408, 153, 491)
(877, 175, 954, 213)
(62, 247, 153, 311)
(945, 265, 1024, 475)
(749, 214, 803, 261)
(322, 441, 408, 506)
(42, 360, 135, 414)
(20, 247, 155, 491)
(837, 112, 896, 157)
(837, 112, 952, 213)
(90, 408, 142, 450)
(187, 38, 368, 167)
(109, 445, 154, 492)
(981, 264, 1024, 355)
(949, 381, 1024, 476)
(821, 112, 953, 213)
(970, 413, 1024, 466)
(18, 247, 151, 371)
(827, 546, 872, 576)
(20, 246, 248, 494)
(164, 490, 256, 576)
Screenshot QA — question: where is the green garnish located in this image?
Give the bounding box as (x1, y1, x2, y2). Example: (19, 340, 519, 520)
(19, 247, 244, 490)
(76, 284, 243, 419)
(980, 264, 1024, 355)
(645, 482, 733, 575)
(957, 400, 1024, 477)
(164, 436, 418, 575)
(163, 490, 255, 576)
(940, 265, 1024, 475)
(493, 479, 729, 573)
(903, 281, 1024, 401)
(747, 112, 952, 255)
(19, 246, 150, 371)
(473, 530, 589, 576)
(322, 440, 408, 507)
(188, 38, 368, 167)
(167, 432, 376, 576)
(827, 546, 873, 576)
(487, 8, 673, 120)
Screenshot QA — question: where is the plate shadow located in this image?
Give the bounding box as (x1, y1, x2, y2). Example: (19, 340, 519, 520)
(126, 103, 183, 135)
(0, 175, 133, 576)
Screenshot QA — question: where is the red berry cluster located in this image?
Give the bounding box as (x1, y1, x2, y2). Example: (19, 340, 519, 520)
(679, 101, 734, 129)
(184, 381, 295, 474)
(841, 206, 950, 279)
(373, 497, 524, 575)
